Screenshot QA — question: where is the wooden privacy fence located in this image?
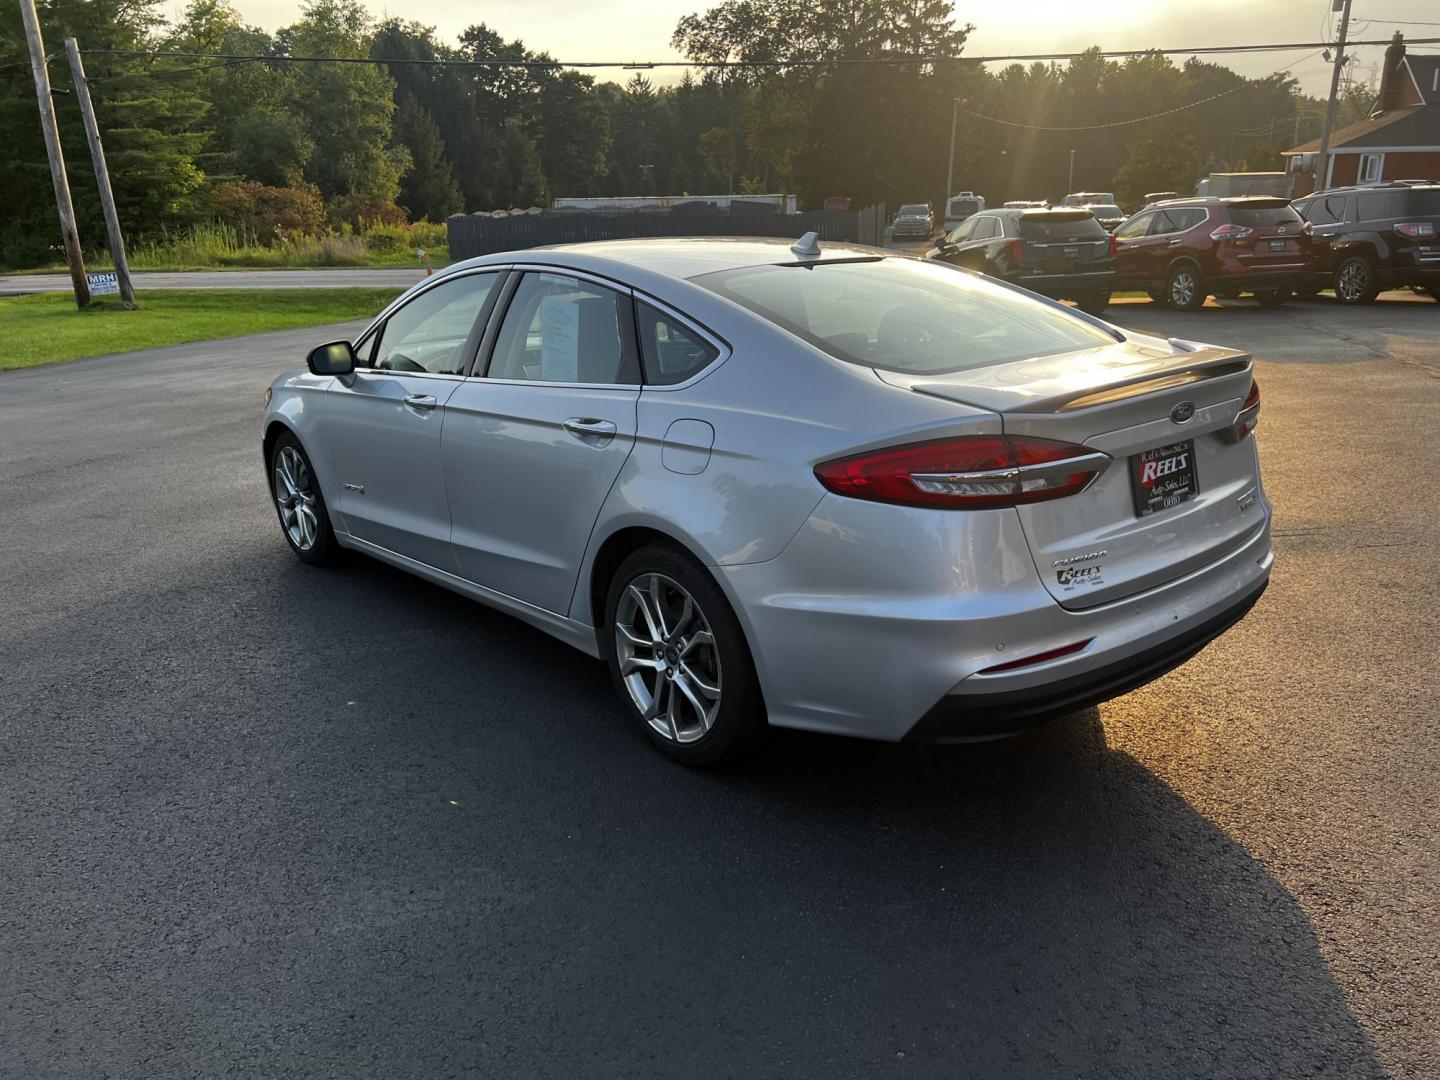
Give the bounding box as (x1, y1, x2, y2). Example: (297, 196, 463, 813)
(446, 209, 864, 259)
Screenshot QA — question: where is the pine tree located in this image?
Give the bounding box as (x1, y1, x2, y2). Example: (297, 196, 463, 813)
(395, 91, 463, 220)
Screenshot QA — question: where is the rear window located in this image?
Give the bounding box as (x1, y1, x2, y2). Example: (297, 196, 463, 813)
(1085, 205, 1123, 218)
(693, 258, 1116, 376)
(1228, 204, 1303, 227)
(947, 198, 981, 217)
(1019, 213, 1106, 241)
(1358, 189, 1440, 220)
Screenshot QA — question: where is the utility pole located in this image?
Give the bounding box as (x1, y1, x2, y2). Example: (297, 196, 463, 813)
(945, 98, 961, 203)
(1067, 148, 1076, 194)
(19, 0, 88, 308)
(1315, 0, 1354, 194)
(65, 37, 135, 308)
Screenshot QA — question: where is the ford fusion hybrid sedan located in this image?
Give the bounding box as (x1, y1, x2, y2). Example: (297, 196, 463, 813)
(263, 235, 1272, 764)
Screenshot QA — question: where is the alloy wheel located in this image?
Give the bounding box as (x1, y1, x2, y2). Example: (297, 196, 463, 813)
(1170, 269, 1197, 307)
(613, 573, 723, 744)
(1337, 260, 1370, 303)
(273, 445, 320, 551)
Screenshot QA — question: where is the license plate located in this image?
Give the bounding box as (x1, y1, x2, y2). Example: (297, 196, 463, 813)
(1131, 440, 1199, 517)
(1268, 239, 1286, 251)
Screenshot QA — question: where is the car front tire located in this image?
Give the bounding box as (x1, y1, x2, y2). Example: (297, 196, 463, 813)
(604, 543, 767, 765)
(269, 431, 340, 565)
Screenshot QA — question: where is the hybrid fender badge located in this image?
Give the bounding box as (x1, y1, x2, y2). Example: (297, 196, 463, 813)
(1170, 400, 1196, 424)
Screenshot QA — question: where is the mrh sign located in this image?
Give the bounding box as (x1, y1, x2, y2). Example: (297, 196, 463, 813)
(87, 272, 119, 296)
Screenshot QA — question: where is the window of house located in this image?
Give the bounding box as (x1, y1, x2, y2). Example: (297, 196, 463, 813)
(1358, 153, 1385, 185)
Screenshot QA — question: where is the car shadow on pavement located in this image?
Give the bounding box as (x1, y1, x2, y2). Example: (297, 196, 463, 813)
(1, 546, 1386, 1080)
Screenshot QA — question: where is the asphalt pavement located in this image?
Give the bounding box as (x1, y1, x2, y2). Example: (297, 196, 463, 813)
(0, 268, 428, 296)
(1, 295, 1437, 1078)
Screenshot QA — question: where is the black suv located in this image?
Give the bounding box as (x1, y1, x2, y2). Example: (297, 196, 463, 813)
(1292, 182, 1440, 303)
(926, 208, 1115, 314)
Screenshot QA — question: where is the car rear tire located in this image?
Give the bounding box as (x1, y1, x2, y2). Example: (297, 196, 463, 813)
(1166, 264, 1205, 311)
(1075, 291, 1110, 316)
(604, 543, 767, 765)
(1254, 289, 1290, 308)
(1334, 256, 1380, 305)
(269, 432, 340, 565)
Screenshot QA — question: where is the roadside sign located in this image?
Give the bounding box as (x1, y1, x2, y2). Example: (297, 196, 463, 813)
(87, 272, 119, 296)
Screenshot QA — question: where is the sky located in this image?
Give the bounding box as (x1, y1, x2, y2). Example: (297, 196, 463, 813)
(210, 0, 1440, 97)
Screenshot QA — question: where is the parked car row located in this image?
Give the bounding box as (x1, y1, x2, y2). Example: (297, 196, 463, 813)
(925, 181, 1440, 311)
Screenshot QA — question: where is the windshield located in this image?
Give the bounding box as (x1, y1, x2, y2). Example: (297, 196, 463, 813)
(947, 199, 980, 216)
(693, 258, 1116, 376)
(1020, 214, 1107, 240)
(897, 204, 929, 215)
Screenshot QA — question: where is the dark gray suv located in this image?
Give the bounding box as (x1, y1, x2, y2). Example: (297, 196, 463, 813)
(1292, 182, 1440, 303)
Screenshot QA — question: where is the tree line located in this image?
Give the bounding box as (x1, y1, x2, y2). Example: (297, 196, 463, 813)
(0, 0, 1376, 267)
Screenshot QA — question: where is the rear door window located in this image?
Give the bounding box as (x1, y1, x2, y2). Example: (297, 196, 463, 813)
(487, 272, 639, 385)
(693, 258, 1116, 377)
(1113, 212, 1155, 239)
(970, 216, 1000, 240)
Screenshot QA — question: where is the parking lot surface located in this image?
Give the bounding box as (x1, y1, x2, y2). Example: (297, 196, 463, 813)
(1, 295, 1437, 1078)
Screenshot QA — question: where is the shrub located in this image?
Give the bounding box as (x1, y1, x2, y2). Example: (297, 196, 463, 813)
(209, 181, 326, 241)
(326, 195, 407, 230)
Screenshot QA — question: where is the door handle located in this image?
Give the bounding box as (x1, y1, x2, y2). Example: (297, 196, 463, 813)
(403, 393, 437, 411)
(563, 417, 617, 444)
(1168, 238, 1183, 246)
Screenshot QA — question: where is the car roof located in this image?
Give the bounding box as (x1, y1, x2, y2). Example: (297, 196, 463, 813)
(438, 236, 895, 284)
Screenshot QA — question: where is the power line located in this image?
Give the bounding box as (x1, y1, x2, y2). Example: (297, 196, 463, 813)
(76, 36, 1440, 74)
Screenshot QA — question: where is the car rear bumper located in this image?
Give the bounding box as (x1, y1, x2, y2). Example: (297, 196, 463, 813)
(1009, 269, 1116, 297)
(716, 488, 1273, 743)
(1377, 265, 1440, 288)
(906, 576, 1267, 741)
(1210, 269, 1312, 292)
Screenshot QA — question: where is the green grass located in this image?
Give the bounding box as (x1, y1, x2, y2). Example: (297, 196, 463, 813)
(0, 288, 404, 371)
(7, 221, 450, 274)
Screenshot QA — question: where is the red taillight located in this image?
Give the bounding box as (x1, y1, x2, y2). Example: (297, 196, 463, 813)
(1210, 223, 1254, 244)
(814, 435, 1110, 510)
(978, 638, 1093, 674)
(1108, 233, 1118, 259)
(1005, 238, 1025, 263)
(1394, 221, 1437, 239)
(1302, 220, 1315, 237)
(1228, 378, 1261, 442)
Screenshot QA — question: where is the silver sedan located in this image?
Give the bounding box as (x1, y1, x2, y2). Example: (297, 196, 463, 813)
(262, 236, 1272, 764)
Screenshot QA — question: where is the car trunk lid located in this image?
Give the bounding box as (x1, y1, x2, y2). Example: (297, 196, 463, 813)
(876, 334, 1263, 609)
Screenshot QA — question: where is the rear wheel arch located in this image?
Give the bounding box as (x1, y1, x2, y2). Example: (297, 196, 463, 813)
(588, 526, 712, 632)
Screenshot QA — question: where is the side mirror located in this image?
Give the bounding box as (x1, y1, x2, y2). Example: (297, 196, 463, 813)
(307, 340, 356, 376)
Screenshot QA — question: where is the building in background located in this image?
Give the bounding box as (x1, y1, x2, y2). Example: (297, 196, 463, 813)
(1285, 34, 1440, 195)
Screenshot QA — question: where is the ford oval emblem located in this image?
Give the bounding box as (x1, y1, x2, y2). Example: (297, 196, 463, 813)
(1170, 400, 1196, 424)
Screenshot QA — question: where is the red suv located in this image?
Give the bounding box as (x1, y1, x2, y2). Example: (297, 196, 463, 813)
(1112, 196, 1314, 309)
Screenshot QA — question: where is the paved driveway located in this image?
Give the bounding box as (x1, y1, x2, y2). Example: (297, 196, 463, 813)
(1, 297, 1436, 1078)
